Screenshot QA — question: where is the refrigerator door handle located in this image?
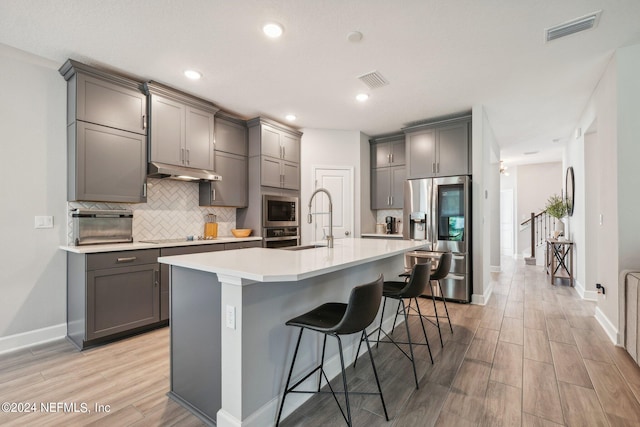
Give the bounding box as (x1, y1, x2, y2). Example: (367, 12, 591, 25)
(447, 274, 465, 280)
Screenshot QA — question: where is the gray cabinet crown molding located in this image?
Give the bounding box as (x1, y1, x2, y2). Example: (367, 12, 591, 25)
(401, 113, 472, 134)
(247, 116, 303, 138)
(144, 81, 220, 114)
(59, 59, 144, 92)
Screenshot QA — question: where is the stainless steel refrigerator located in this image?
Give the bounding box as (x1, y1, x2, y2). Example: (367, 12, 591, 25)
(402, 176, 472, 302)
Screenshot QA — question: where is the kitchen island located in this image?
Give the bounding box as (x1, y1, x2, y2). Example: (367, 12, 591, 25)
(159, 237, 429, 427)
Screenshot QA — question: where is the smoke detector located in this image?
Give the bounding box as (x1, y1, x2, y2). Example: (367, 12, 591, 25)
(545, 11, 602, 42)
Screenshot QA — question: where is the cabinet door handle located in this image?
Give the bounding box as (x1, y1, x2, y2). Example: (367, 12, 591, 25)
(212, 188, 216, 201)
(143, 182, 147, 197)
(390, 196, 393, 206)
(432, 163, 436, 173)
(181, 148, 185, 163)
(117, 256, 137, 263)
(390, 153, 394, 163)
(142, 115, 147, 130)
(436, 163, 439, 173)
(282, 146, 286, 159)
(186, 149, 190, 165)
(154, 270, 159, 287)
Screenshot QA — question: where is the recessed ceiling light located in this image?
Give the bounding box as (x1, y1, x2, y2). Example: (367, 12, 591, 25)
(347, 31, 363, 42)
(285, 114, 296, 121)
(263, 22, 284, 38)
(524, 151, 539, 156)
(356, 93, 369, 102)
(184, 70, 202, 80)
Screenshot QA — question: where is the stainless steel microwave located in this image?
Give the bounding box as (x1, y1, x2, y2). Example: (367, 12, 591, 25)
(263, 195, 298, 227)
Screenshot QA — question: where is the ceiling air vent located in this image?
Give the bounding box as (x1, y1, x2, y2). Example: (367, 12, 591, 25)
(357, 70, 389, 89)
(545, 10, 601, 42)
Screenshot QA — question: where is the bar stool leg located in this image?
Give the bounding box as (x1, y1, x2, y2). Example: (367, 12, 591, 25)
(363, 332, 389, 421)
(318, 334, 328, 391)
(375, 296, 388, 349)
(429, 282, 444, 347)
(276, 328, 304, 427)
(437, 279, 453, 333)
(413, 298, 434, 363)
(335, 335, 352, 426)
(400, 299, 420, 389)
(352, 330, 366, 368)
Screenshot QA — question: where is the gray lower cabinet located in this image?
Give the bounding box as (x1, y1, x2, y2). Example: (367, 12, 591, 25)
(404, 117, 471, 179)
(70, 121, 147, 203)
(67, 249, 161, 350)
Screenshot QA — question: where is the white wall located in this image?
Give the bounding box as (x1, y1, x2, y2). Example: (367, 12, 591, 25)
(515, 162, 563, 255)
(471, 105, 500, 303)
(0, 44, 67, 346)
(299, 129, 368, 245)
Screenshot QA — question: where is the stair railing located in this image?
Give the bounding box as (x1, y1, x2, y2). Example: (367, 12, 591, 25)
(520, 211, 556, 258)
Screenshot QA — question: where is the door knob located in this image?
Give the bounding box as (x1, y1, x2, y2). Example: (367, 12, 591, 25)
(345, 231, 350, 236)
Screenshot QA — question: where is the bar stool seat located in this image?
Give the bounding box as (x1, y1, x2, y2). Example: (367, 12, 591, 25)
(275, 275, 388, 427)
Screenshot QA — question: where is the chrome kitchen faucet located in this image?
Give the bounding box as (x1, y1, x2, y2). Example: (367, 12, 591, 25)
(307, 188, 333, 248)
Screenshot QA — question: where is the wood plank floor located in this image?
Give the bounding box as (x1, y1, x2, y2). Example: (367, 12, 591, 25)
(2, 257, 640, 426)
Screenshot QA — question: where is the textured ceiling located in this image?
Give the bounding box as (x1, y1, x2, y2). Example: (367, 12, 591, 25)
(1, 0, 639, 166)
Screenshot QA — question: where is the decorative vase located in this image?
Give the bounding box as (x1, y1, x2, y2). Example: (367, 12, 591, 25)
(554, 218, 565, 239)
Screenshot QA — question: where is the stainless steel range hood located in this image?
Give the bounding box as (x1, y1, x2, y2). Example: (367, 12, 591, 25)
(148, 162, 222, 181)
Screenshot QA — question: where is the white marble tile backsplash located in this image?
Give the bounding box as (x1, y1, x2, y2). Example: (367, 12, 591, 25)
(67, 178, 236, 245)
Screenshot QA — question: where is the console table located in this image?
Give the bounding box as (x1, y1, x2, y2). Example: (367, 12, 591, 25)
(546, 239, 574, 286)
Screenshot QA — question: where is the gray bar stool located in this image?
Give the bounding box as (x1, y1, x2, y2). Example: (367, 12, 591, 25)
(399, 252, 454, 347)
(275, 275, 388, 427)
(355, 262, 433, 389)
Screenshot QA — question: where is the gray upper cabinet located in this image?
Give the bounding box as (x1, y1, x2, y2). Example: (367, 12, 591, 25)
(404, 117, 470, 178)
(59, 59, 148, 203)
(74, 73, 147, 135)
(145, 81, 218, 171)
(72, 122, 147, 203)
(373, 137, 405, 168)
(248, 117, 302, 191)
(370, 135, 406, 209)
(214, 115, 248, 156)
(200, 113, 249, 207)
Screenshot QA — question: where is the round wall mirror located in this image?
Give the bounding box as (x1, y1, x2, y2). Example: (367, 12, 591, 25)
(566, 166, 575, 216)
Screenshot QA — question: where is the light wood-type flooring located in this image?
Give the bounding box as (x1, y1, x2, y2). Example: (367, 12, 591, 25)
(2, 258, 640, 426)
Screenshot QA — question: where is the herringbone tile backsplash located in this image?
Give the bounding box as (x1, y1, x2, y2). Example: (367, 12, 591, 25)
(67, 178, 236, 245)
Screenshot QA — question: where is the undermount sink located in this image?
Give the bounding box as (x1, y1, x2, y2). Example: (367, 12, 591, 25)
(280, 244, 327, 251)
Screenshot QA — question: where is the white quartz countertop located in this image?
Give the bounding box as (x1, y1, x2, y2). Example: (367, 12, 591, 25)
(158, 237, 429, 283)
(361, 233, 404, 239)
(60, 236, 263, 254)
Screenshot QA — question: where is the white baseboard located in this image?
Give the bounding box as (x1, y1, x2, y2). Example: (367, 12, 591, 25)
(0, 323, 67, 355)
(472, 281, 493, 305)
(573, 279, 598, 301)
(595, 306, 619, 345)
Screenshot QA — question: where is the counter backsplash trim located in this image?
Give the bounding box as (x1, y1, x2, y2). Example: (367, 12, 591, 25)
(66, 178, 236, 245)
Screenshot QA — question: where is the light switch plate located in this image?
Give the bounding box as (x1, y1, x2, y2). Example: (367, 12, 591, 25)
(34, 216, 54, 229)
(225, 305, 236, 329)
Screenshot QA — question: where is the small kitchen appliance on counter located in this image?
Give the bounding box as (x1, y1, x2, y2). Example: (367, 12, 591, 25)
(71, 209, 133, 246)
(385, 216, 397, 234)
(204, 213, 218, 239)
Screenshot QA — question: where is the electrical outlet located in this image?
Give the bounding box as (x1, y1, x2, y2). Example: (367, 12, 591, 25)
(225, 305, 236, 329)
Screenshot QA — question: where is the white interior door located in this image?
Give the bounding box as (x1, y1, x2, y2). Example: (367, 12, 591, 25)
(312, 167, 354, 242)
(500, 189, 514, 256)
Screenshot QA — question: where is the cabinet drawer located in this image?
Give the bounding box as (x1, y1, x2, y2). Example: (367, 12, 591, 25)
(87, 249, 160, 271)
